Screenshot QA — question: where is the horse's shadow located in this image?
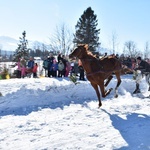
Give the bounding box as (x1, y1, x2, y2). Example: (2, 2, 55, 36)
(102, 109, 150, 150)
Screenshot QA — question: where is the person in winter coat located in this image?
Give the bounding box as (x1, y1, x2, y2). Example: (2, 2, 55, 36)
(78, 59, 85, 81)
(43, 56, 49, 77)
(27, 57, 34, 69)
(57, 53, 62, 63)
(70, 60, 75, 76)
(61, 55, 67, 77)
(47, 53, 55, 77)
(50, 59, 58, 77)
(32, 63, 38, 78)
(58, 60, 65, 77)
(133, 56, 150, 94)
(57, 54, 67, 77)
(20, 57, 26, 78)
(16, 58, 21, 78)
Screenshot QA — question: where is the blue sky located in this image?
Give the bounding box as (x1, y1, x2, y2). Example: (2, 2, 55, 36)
(0, 0, 150, 53)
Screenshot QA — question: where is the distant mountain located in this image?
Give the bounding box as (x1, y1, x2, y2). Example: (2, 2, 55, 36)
(0, 36, 47, 52)
(0, 36, 18, 51)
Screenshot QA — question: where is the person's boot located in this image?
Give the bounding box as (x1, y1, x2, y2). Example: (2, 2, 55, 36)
(133, 83, 141, 94)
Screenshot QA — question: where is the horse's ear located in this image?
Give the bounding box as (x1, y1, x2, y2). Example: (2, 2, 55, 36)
(84, 44, 88, 50)
(77, 44, 82, 47)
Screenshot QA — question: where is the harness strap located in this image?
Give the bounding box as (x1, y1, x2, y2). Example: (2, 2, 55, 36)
(86, 68, 122, 77)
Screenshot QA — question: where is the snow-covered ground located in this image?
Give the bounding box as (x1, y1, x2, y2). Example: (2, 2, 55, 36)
(0, 75, 150, 150)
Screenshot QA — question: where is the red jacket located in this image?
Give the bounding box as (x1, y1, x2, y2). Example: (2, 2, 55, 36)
(32, 65, 38, 73)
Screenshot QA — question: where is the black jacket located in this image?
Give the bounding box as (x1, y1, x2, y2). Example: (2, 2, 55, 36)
(138, 60, 150, 72)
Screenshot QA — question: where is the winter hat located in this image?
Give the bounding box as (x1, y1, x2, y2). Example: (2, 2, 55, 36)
(137, 56, 141, 60)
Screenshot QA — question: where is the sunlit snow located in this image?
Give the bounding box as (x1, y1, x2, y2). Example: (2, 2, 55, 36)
(0, 75, 150, 150)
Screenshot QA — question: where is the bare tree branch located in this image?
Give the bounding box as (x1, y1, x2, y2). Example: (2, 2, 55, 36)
(123, 41, 142, 57)
(49, 23, 74, 55)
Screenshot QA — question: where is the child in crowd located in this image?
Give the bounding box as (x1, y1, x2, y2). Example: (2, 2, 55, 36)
(20, 57, 26, 78)
(50, 59, 58, 77)
(32, 63, 38, 78)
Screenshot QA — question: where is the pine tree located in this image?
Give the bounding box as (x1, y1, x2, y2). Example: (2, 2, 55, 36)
(73, 7, 100, 54)
(13, 31, 29, 61)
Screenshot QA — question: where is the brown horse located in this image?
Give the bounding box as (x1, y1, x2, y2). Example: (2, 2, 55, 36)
(69, 44, 122, 108)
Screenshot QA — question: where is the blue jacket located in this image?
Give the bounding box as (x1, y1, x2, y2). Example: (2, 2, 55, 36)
(28, 60, 34, 68)
(50, 63, 58, 71)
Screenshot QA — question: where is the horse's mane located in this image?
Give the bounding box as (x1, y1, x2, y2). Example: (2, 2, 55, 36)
(100, 54, 118, 61)
(78, 44, 97, 59)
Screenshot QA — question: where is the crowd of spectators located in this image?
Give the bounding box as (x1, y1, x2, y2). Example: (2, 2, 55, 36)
(1, 52, 150, 80)
(14, 53, 80, 79)
(15, 56, 38, 78)
(103, 53, 150, 70)
(118, 55, 150, 70)
(42, 53, 83, 79)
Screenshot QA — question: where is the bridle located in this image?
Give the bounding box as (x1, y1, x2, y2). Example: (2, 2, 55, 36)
(74, 48, 82, 59)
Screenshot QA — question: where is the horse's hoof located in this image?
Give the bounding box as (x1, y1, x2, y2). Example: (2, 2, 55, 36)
(98, 103, 102, 108)
(110, 88, 113, 91)
(114, 94, 118, 98)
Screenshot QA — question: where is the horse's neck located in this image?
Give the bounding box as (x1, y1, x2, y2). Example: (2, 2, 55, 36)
(80, 56, 100, 73)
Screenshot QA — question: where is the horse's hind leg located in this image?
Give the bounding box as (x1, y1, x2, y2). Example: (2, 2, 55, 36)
(105, 75, 113, 87)
(114, 72, 121, 98)
(91, 83, 102, 108)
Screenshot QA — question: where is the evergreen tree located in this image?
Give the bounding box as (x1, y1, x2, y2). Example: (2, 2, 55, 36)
(73, 7, 100, 54)
(13, 31, 29, 61)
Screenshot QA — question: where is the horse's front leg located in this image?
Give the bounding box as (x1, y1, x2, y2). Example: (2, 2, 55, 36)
(91, 83, 102, 108)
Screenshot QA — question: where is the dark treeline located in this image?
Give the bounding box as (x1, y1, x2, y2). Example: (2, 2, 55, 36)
(0, 49, 52, 62)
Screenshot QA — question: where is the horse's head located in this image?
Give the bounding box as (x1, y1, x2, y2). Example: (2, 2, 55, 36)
(69, 44, 88, 59)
